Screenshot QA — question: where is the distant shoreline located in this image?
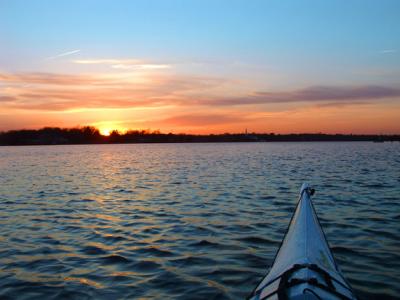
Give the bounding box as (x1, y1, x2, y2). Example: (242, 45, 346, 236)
(0, 127, 399, 146)
(1, 141, 399, 148)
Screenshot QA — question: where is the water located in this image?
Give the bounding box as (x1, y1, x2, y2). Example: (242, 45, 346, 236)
(0, 142, 399, 299)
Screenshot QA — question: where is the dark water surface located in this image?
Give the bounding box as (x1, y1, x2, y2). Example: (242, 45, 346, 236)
(0, 142, 399, 299)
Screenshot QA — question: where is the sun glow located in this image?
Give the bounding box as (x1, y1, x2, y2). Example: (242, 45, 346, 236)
(97, 122, 127, 136)
(100, 128, 112, 136)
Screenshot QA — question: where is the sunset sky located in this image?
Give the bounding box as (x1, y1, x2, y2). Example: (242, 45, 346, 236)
(1, 0, 399, 134)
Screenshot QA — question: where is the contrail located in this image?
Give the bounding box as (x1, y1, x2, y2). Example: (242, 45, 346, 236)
(380, 49, 396, 54)
(45, 49, 81, 60)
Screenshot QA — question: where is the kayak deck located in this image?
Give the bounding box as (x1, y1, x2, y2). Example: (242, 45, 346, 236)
(249, 183, 357, 300)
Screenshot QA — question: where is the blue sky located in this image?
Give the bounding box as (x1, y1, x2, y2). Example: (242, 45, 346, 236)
(0, 0, 399, 133)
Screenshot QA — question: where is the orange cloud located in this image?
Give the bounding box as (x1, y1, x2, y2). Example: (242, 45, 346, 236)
(0, 72, 103, 85)
(1, 70, 400, 134)
(0, 71, 228, 111)
(2, 71, 399, 113)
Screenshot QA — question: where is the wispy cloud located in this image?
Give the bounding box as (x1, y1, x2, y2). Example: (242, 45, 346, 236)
(1, 71, 399, 112)
(72, 58, 170, 70)
(0, 72, 101, 85)
(203, 85, 400, 106)
(112, 64, 170, 70)
(380, 49, 397, 54)
(0, 71, 225, 111)
(314, 101, 370, 108)
(73, 59, 141, 65)
(45, 49, 81, 60)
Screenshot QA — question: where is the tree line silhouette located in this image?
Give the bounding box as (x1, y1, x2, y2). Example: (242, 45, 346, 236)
(0, 126, 398, 146)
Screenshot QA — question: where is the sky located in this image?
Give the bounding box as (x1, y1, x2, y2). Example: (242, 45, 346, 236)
(1, 0, 399, 134)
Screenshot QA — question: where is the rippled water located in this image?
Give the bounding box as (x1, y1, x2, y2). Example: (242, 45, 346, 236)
(0, 142, 399, 299)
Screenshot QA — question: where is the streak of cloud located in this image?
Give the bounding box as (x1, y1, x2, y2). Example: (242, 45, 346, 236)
(1, 71, 399, 112)
(45, 49, 81, 60)
(112, 64, 170, 70)
(73, 58, 170, 70)
(0, 71, 226, 111)
(0, 72, 101, 85)
(380, 49, 397, 54)
(314, 101, 370, 108)
(73, 59, 141, 64)
(204, 85, 400, 106)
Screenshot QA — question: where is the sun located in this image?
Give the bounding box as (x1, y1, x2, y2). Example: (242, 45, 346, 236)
(97, 122, 127, 136)
(100, 128, 112, 136)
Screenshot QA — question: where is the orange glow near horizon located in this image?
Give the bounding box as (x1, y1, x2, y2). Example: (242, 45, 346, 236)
(97, 124, 128, 136)
(0, 69, 400, 135)
(1, 103, 400, 135)
(100, 128, 112, 136)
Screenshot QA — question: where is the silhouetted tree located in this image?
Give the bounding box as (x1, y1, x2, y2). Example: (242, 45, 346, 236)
(0, 126, 399, 145)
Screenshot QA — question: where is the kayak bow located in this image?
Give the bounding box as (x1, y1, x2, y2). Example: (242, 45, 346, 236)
(249, 183, 357, 300)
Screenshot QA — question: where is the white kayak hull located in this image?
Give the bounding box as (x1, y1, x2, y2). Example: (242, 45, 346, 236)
(249, 183, 357, 300)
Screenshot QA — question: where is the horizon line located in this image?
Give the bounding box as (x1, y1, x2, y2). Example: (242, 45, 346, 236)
(0, 126, 399, 137)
